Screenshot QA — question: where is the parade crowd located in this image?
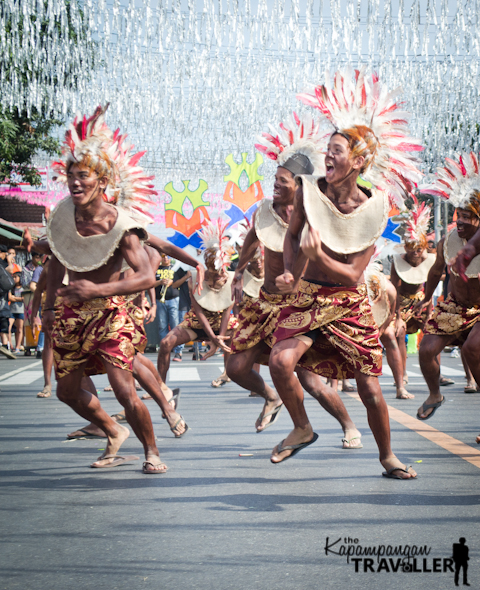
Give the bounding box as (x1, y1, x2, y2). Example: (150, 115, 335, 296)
(3, 68, 480, 479)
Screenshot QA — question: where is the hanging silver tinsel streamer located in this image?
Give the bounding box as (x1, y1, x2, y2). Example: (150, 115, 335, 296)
(1, 0, 479, 194)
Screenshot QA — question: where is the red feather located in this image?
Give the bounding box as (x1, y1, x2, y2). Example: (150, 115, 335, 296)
(458, 155, 467, 176)
(293, 111, 300, 125)
(396, 143, 423, 152)
(470, 152, 479, 174)
(81, 115, 87, 140)
(128, 151, 146, 167)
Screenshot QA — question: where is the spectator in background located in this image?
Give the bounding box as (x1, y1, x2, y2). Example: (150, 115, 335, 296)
(171, 268, 192, 362)
(0, 245, 16, 358)
(21, 251, 42, 291)
(155, 254, 182, 362)
(8, 266, 24, 353)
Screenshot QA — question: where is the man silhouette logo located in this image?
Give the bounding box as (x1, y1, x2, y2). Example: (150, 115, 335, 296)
(453, 537, 470, 586)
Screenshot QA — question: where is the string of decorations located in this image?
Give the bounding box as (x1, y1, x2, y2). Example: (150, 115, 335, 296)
(1, 0, 479, 194)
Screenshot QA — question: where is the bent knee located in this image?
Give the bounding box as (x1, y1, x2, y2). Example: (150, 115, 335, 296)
(269, 349, 296, 376)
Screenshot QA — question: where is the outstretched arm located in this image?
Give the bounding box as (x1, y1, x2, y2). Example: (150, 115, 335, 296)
(413, 239, 445, 313)
(146, 233, 204, 294)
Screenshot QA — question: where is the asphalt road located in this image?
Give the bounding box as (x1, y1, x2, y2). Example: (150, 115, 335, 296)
(1, 350, 479, 590)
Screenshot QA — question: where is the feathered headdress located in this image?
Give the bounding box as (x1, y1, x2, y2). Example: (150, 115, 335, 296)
(52, 104, 156, 221)
(199, 218, 231, 271)
(255, 111, 327, 175)
(421, 152, 480, 217)
(404, 195, 431, 245)
(296, 66, 424, 206)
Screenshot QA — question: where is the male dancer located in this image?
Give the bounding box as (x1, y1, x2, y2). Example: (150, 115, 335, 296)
(415, 153, 480, 425)
(390, 198, 436, 392)
(228, 113, 362, 446)
(43, 105, 166, 473)
(269, 69, 422, 477)
(157, 219, 237, 385)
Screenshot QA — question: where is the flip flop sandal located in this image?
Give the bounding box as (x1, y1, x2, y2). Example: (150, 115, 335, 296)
(464, 386, 478, 394)
(170, 416, 189, 438)
(439, 376, 455, 386)
(67, 428, 107, 440)
(110, 412, 128, 423)
(143, 460, 168, 474)
(211, 376, 231, 388)
(416, 396, 445, 420)
(256, 403, 284, 432)
(37, 386, 51, 398)
(342, 436, 363, 449)
(141, 393, 153, 400)
(271, 432, 319, 464)
(382, 465, 417, 479)
(162, 388, 181, 419)
(103, 385, 113, 391)
(91, 454, 139, 468)
(341, 384, 357, 392)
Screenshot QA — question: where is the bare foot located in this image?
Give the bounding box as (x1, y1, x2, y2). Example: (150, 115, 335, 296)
(270, 425, 314, 463)
(166, 411, 187, 437)
(90, 425, 130, 467)
(381, 457, 417, 479)
(396, 387, 415, 399)
(342, 428, 362, 448)
(141, 393, 153, 400)
(255, 397, 283, 432)
(67, 423, 106, 438)
(143, 453, 168, 474)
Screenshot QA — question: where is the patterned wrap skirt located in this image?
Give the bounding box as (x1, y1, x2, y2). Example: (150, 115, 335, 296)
(268, 280, 383, 380)
(178, 308, 238, 341)
(52, 295, 147, 379)
(424, 292, 480, 345)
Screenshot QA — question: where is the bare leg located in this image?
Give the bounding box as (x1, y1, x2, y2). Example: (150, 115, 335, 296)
(326, 377, 338, 393)
(15, 318, 24, 351)
(56, 364, 131, 465)
(37, 333, 54, 397)
(158, 326, 191, 383)
(459, 326, 480, 440)
(67, 376, 107, 438)
(212, 351, 232, 387)
(97, 361, 164, 471)
(268, 338, 314, 462)
(297, 368, 361, 448)
(396, 323, 407, 386)
(381, 326, 414, 399)
(133, 354, 186, 436)
(461, 347, 477, 391)
(418, 334, 456, 418)
(355, 371, 416, 478)
(227, 343, 282, 431)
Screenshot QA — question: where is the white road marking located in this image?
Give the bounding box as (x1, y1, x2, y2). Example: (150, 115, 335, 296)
(438, 367, 465, 377)
(168, 367, 201, 381)
(380, 365, 421, 377)
(0, 360, 42, 382)
(1, 370, 45, 385)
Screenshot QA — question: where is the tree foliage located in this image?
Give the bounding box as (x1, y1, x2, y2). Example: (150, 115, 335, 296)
(0, 1, 93, 186)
